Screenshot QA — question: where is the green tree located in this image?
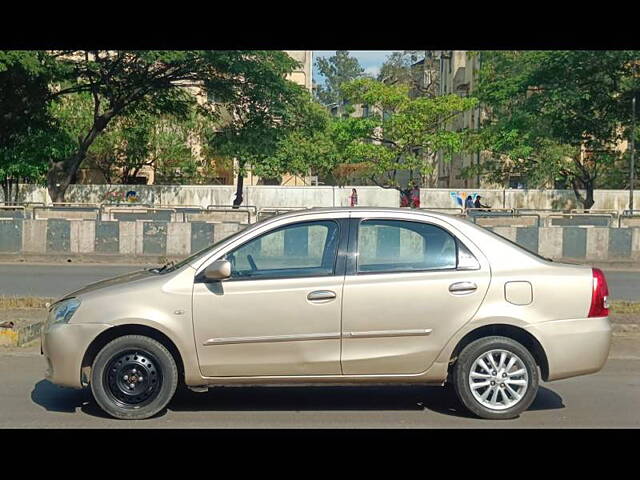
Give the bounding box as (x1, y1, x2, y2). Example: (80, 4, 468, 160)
(209, 86, 322, 206)
(329, 78, 477, 191)
(0, 52, 57, 203)
(255, 99, 338, 182)
(315, 51, 365, 106)
(470, 50, 640, 209)
(42, 50, 301, 201)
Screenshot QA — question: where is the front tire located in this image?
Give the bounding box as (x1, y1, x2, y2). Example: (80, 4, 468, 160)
(90, 335, 178, 420)
(452, 336, 539, 419)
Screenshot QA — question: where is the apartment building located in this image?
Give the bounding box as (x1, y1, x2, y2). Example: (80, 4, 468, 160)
(430, 50, 494, 189)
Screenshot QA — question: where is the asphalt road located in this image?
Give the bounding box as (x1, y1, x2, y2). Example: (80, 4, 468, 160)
(0, 346, 638, 428)
(0, 263, 639, 301)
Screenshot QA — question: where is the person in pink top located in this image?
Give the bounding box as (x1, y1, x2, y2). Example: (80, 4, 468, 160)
(410, 183, 420, 208)
(350, 188, 358, 207)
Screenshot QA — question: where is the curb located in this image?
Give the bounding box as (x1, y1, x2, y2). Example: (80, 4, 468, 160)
(0, 321, 44, 347)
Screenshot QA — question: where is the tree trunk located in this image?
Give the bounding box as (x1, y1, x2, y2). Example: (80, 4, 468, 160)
(47, 160, 72, 203)
(2, 177, 9, 206)
(46, 111, 117, 203)
(13, 179, 19, 205)
(584, 181, 595, 210)
(571, 178, 595, 210)
(232, 170, 244, 209)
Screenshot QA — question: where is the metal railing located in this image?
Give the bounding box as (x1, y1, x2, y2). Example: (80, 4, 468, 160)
(419, 207, 465, 216)
(7, 201, 640, 228)
(464, 208, 541, 227)
(33, 203, 100, 221)
(103, 206, 176, 222)
(205, 205, 257, 224)
(546, 213, 614, 227)
(0, 205, 26, 220)
(256, 207, 311, 222)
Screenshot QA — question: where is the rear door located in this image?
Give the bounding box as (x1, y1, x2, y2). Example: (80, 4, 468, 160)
(341, 215, 491, 375)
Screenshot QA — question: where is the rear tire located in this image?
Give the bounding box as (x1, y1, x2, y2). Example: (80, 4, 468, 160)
(90, 335, 178, 420)
(452, 336, 539, 419)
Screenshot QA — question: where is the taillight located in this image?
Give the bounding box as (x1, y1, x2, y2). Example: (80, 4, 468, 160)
(588, 268, 610, 318)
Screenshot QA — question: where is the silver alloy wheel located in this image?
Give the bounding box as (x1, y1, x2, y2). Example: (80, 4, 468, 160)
(468, 349, 529, 411)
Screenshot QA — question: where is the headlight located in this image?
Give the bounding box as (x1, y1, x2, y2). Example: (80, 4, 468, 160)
(47, 298, 81, 326)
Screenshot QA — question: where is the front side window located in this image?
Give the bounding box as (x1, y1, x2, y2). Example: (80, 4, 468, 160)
(357, 219, 457, 273)
(226, 220, 340, 279)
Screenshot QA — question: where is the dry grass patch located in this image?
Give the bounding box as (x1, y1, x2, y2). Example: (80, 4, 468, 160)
(610, 301, 640, 314)
(0, 296, 53, 310)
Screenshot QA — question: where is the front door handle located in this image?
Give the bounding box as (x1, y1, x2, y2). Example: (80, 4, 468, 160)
(307, 290, 336, 301)
(449, 282, 477, 294)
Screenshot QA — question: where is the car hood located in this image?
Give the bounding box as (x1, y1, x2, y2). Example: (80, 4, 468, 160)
(59, 269, 157, 302)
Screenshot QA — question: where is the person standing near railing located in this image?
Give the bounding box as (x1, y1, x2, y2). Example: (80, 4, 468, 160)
(350, 188, 358, 207)
(465, 195, 475, 211)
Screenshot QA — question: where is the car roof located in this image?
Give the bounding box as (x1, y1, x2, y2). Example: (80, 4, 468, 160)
(264, 206, 456, 221)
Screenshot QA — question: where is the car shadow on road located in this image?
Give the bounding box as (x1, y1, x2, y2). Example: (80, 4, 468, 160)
(30, 379, 124, 419)
(166, 384, 565, 419)
(31, 380, 564, 420)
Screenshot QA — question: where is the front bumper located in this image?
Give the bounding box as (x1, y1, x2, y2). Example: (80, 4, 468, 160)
(526, 316, 612, 382)
(41, 322, 112, 388)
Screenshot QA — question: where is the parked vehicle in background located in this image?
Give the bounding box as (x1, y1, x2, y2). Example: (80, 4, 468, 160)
(41, 207, 611, 420)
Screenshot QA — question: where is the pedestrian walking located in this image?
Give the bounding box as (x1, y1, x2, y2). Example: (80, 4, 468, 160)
(350, 188, 358, 207)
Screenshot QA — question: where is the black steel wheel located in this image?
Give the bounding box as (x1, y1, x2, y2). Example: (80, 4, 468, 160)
(104, 349, 163, 408)
(91, 335, 178, 420)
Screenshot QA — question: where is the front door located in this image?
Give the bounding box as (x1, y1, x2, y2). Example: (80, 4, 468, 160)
(193, 219, 346, 377)
(341, 217, 490, 375)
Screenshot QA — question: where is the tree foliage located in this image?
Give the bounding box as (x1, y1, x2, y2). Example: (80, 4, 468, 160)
(0, 51, 59, 203)
(329, 78, 478, 190)
(469, 50, 640, 208)
(260, 78, 478, 190)
(40, 50, 302, 201)
(209, 83, 324, 204)
(314, 51, 365, 106)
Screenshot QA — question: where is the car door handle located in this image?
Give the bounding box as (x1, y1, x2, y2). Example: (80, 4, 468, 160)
(449, 282, 477, 294)
(307, 290, 336, 301)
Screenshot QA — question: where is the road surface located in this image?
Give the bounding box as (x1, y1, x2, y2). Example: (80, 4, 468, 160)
(0, 345, 638, 428)
(0, 263, 639, 301)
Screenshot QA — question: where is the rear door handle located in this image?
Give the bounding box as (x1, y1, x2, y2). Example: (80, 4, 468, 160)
(307, 290, 336, 301)
(449, 282, 477, 294)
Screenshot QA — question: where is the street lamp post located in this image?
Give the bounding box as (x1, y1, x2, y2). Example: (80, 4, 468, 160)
(631, 93, 636, 212)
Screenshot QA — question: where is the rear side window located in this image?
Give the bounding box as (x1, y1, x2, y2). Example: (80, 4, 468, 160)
(357, 219, 457, 273)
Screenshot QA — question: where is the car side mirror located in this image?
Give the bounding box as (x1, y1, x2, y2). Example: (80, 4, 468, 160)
(203, 260, 231, 281)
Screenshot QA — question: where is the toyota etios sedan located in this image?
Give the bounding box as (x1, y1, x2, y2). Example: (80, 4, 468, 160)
(41, 207, 611, 420)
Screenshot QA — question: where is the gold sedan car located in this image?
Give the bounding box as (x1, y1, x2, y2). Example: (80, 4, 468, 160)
(41, 208, 612, 420)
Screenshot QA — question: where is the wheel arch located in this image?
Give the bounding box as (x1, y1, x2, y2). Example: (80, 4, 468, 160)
(447, 324, 550, 381)
(81, 324, 186, 385)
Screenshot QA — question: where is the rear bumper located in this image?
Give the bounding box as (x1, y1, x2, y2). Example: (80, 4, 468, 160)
(41, 322, 112, 388)
(526, 317, 611, 382)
